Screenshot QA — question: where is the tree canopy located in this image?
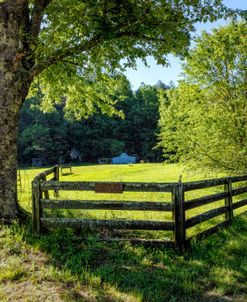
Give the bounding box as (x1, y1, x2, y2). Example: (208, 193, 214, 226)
(28, 0, 233, 116)
(158, 22, 247, 172)
(0, 0, 240, 220)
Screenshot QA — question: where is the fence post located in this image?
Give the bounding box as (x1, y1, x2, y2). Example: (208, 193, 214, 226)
(40, 174, 49, 200)
(32, 178, 41, 233)
(224, 177, 233, 224)
(54, 165, 59, 198)
(172, 181, 185, 250)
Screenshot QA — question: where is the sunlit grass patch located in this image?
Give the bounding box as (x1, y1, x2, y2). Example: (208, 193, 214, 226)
(0, 212, 247, 301)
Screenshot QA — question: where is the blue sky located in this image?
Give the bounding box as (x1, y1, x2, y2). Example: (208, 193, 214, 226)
(124, 0, 246, 90)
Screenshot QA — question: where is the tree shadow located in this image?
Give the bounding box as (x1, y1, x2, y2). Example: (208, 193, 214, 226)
(13, 213, 247, 301)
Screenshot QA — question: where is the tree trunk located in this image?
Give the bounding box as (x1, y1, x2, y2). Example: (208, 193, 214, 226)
(0, 0, 31, 221)
(0, 95, 20, 220)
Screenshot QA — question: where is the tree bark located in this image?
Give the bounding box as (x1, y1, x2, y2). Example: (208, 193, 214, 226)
(0, 95, 21, 220)
(0, 0, 31, 221)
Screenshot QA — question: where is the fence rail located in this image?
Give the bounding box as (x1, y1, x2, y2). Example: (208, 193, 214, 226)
(41, 218, 174, 231)
(32, 167, 247, 250)
(40, 180, 177, 192)
(40, 199, 174, 211)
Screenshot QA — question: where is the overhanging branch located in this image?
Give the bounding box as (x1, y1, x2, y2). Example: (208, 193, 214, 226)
(31, 0, 53, 40)
(31, 29, 169, 78)
(31, 35, 102, 77)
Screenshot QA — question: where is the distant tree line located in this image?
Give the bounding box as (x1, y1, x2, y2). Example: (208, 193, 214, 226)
(18, 81, 169, 166)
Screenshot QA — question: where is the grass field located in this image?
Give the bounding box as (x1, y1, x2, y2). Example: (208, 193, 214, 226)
(0, 163, 246, 301)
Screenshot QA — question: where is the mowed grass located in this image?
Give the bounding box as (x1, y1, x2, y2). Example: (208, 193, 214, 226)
(0, 163, 246, 301)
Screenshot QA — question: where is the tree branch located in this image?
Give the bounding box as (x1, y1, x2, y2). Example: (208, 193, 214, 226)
(31, 35, 101, 77)
(31, 0, 52, 40)
(20, 1, 30, 52)
(31, 30, 137, 77)
(32, 35, 159, 79)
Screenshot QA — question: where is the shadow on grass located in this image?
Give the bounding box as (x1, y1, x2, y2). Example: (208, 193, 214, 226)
(5, 212, 247, 302)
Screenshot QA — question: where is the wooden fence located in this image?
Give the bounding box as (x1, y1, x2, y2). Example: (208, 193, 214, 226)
(32, 167, 247, 250)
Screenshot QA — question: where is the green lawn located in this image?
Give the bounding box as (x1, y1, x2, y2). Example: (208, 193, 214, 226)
(0, 163, 245, 301)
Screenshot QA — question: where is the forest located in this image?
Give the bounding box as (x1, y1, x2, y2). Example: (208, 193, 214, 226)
(18, 81, 168, 166)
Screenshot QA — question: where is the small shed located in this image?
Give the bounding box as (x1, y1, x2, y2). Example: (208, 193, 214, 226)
(112, 153, 136, 164)
(98, 158, 112, 164)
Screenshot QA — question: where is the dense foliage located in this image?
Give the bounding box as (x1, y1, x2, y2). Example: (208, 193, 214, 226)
(0, 0, 240, 220)
(32, 0, 229, 114)
(18, 81, 167, 165)
(158, 22, 247, 173)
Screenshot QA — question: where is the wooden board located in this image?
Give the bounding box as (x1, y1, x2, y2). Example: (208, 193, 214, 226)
(40, 181, 175, 192)
(95, 182, 123, 193)
(41, 199, 174, 211)
(41, 218, 174, 230)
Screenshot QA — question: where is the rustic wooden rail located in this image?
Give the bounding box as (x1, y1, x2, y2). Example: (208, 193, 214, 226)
(32, 167, 247, 250)
(60, 164, 73, 176)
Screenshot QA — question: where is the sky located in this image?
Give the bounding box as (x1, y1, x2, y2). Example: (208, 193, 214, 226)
(124, 0, 247, 90)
